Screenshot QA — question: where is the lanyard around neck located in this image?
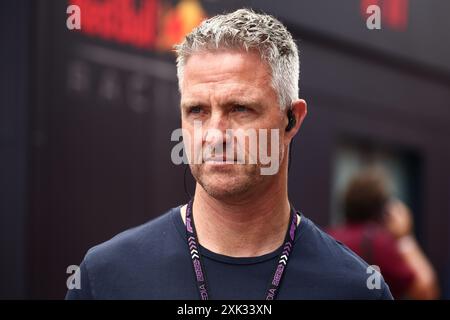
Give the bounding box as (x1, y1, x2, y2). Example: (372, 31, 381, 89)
(185, 199, 299, 300)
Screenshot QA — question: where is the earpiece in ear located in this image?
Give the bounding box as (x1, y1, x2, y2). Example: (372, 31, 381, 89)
(286, 108, 296, 132)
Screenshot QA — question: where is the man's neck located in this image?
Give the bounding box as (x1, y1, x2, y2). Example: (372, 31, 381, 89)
(181, 179, 293, 258)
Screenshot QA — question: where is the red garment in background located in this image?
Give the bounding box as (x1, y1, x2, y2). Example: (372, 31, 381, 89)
(327, 223, 415, 299)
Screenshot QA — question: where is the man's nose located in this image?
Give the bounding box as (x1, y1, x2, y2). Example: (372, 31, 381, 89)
(203, 112, 230, 144)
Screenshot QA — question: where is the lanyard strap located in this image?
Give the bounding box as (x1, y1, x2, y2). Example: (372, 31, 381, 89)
(185, 199, 299, 300)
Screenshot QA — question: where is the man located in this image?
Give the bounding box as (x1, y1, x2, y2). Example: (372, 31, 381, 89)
(66, 9, 393, 299)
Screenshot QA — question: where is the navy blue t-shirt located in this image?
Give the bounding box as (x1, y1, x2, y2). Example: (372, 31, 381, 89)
(66, 206, 393, 299)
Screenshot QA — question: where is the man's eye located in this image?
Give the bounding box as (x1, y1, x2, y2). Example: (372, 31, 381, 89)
(188, 106, 202, 114)
(232, 105, 248, 112)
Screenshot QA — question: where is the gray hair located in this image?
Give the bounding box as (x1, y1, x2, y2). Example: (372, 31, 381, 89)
(174, 8, 299, 110)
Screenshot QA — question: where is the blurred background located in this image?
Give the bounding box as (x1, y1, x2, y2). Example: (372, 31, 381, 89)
(1, 0, 450, 299)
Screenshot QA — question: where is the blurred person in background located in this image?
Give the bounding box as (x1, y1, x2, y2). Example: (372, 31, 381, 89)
(327, 168, 440, 299)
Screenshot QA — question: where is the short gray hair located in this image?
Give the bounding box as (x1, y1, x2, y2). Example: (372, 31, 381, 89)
(174, 8, 299, 110)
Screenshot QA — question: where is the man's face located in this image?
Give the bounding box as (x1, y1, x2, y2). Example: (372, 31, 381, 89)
(180, 50, 286, 200)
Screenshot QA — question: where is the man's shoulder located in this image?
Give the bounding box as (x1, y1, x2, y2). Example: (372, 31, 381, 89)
(67, 206, 188, 299)
(83, 206, 182, 269)
(301, 216, 369, 265)
(298, 216, 393, 299)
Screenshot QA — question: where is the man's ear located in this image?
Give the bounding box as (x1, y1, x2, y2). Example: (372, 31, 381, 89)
(285, 99, 307, 139)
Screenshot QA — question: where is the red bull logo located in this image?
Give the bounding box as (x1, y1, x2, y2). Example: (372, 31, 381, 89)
(69, 0, 206, 51)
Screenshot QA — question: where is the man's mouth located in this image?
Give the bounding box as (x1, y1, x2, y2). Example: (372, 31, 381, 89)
(204, 156, 230, 163)
(204, 155, 241, 164)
